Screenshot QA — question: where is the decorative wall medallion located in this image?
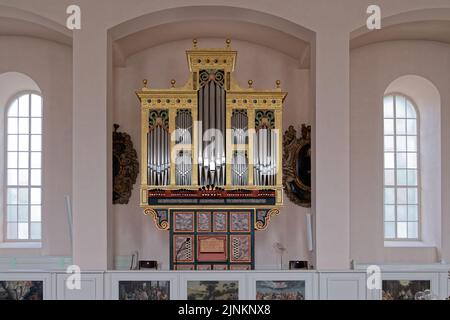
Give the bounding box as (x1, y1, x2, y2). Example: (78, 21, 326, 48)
(282, 124, 311, 207)
(113, 124, 139, 204)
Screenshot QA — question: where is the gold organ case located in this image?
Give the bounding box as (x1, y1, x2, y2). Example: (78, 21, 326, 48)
(136, 39, 286, 237)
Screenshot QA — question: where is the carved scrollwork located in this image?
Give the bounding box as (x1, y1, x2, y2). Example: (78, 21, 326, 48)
(113, 124, 139, 204)
(282, 124, 311, 207)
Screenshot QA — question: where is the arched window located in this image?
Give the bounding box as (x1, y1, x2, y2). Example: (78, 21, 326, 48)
(5, 93, 42, 241)
(383, 94, 419, 240)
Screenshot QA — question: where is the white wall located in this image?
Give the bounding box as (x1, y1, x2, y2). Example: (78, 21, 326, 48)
(0, 36, 72, 256)
(112, 38, 312, 269)
(350, 40, 450, 263)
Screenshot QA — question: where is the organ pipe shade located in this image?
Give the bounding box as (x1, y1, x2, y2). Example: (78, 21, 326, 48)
(253, 110, 277, 186)
(197, 69, 226, 186)
(148, 110, 170, 185)
(175, 109, 193, 186)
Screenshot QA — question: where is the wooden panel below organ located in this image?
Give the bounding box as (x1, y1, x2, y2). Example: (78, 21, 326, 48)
(170, 210, 254, 270)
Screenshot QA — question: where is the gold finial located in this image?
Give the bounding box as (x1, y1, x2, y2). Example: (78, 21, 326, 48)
(171, 79, 176, 88)
(143, 79, 148, 88)
(248, 80, 253, 88)
(276, 80, 281, 88)
(193, 38, 198, 48)
(226, 38, 231, 48)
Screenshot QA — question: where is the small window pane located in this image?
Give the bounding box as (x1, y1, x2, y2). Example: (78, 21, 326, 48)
(384, 96, 394, 118)
(407, 169, 417, 186)
(18, 223, 29, 239)
(7, 206, 18, 222)
(407, 153, 417, 169)
(408, 205, 418, 221)
(396, 96, 406, 117)
(397, 222, 407, 238)
(8, 100, 18, 116)
(397, 205, 407, 221)
(396, 136, 406, 152)
(30, 223, 41, 240)
(407, 136, 417, 152)
(30, 152, 41, 168)
(396, 153, 407, 168)
(18, 135, 29, 151)
(18, 169, 29, 185)
(408, 222, 418, 238)
(18, 188, 29, 204)
(7, 135, 18, 151)
(18, 95, 29, 117)
(396, 169, 407, 186)
(406, 101, 416, 118)
(18, 118, 29, 134)
(7, 152, 18, 168)
(407, 119, 416, 135)
(385, 222, 395, 239)
(18, 152, 29, 168)
(30, 188, 41, 205)
(397, 188, 407, 204)
(31, 118, 42, 134)
(30, 169, 41, 186)
(384, 188, 395, 204)
(396, 119, 406, 134)
(31, 94, 42, 117)
(384, 136, 394, 151)
(7, 169, 18, 185)
(18, 205, 28, 222)
(7, 188, 18, 204)
(8, 117, 18, 134)
(7, 223, 18, 239)
(385, 205, 395, 221)
(384, 153, 395, 169)
(408, 188, 418, 204)
(31, 135, 41, 151)
(385, 170, 395, 185)
(384, 119, 394, 134)
(30, 206, 41, 222)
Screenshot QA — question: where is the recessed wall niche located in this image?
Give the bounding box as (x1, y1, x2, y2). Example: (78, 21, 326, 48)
(111, 24, 314, 269)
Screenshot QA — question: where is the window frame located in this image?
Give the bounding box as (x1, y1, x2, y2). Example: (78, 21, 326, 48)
(383, 92, 421, 241)
(3, 90, 43, 243)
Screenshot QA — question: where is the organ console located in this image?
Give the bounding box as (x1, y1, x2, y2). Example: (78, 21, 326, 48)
(136, 39, 286, 270)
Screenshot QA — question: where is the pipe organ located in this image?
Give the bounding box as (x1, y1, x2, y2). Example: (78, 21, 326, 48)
(136, 39, 286, 270)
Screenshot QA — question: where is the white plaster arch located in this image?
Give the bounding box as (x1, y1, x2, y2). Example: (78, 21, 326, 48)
(351, 8, 450, 49)
(0, 4, 71, 46)
(108, 5, 316, 67)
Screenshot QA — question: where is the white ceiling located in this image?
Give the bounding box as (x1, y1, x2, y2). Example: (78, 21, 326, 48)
(113, 19, 311, 68)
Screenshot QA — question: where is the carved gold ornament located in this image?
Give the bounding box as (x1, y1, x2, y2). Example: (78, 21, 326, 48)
(282, 124, 311, 207)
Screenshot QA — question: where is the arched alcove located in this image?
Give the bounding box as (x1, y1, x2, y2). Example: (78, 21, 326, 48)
(108, 7, 316, 269)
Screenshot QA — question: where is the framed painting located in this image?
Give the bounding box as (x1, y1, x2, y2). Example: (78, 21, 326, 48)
(179, 272, 246, 300)
(248, 271, 317, 300)
(0, 272, 52, 300)
(107, 272, 179, 300)
(367, 272, 440, 300)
